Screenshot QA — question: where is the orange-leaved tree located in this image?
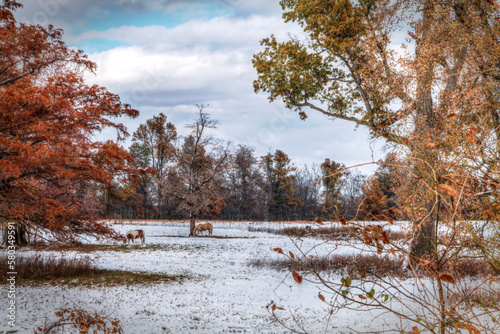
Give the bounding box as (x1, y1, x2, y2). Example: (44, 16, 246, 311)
(0, 0, 139, 245)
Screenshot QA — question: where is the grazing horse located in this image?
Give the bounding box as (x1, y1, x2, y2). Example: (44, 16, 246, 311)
(194, 223, 213, 237)
(124, 229, 145, 246)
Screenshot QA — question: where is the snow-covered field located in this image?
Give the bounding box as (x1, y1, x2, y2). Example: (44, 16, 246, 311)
(0, 221, 444, 333)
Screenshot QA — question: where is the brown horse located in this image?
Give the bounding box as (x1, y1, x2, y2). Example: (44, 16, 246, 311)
(124, 229, 145, 246)
(194, 223, 213, 237)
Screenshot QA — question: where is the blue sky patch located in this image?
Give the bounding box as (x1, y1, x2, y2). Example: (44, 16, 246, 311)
(71, 1, 230, 35)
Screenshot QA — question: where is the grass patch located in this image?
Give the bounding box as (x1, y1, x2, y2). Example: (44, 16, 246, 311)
(249, 253, 411, 279)
(249, 225, 409, 242)
(45, 270, 190, 287)
(444, 257, 499, 278)
(0, 253, 189, 286)
(249, 254, 500, 280)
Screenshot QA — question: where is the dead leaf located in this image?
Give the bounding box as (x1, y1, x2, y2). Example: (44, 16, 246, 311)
(358, 294, 367, 300)
(390, 207, 403, 215)
(314, 217, 324, 224)
(358, 269, 366, 278)
(426, 142, 439, 148)
(292, 270, 303, 284)
(456, 323, 480, 334)
(439, 273, 457, 284)
(377, 243, 383, 254)
(446, 112, 458, 118)
(486, 0, 500, 9)
(482, 210, 496, 220)
(339, 218, 347, 225)
(489, 278, 494, 286)
(468, 129, 476, 143)
(362, 229, 371, 245)
(412, 326, 421, 334)
(387, 216, 394, 225)
(318, 292, 325, 301)
(382, 231, 390, 244)
(289, 251, 295, 259)
(436, 184, 458, 197)
(273, 248, 283, 254)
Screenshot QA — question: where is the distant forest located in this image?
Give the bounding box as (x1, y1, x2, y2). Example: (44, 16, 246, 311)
(100, 109, 399, 222)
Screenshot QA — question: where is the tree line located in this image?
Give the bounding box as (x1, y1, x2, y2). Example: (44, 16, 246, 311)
(100, 107, 402, 226)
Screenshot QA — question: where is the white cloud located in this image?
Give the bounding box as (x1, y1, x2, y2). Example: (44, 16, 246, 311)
(83, 16, 301, 101)
(79, 13, 383, 174)
(74, 15, 297, 50)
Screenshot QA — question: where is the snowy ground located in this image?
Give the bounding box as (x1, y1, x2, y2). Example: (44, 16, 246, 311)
(0, 221, 445, 333)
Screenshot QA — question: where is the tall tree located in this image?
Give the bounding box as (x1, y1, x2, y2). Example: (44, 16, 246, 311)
(261, 150, 302, 221)
(163, 106, 229, 236)
(0, 1, 139, 245)
(340, 169, 366, 219)
(293, 164, 322, 220)
(358, 175, 388, 221)
(126, 143, 155, 219)
(253, 0, 500, 261)
(132, 113, 177, 218)
(320, 159, 345, 219)
(374, 152, 400, 210)
(132, 113, 177, 179)
(222, 145, 265, 220)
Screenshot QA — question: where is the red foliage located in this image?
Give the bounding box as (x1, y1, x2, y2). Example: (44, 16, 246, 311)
(0, 1, 138, 241)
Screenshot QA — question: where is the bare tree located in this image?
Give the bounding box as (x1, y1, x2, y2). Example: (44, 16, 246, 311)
(222, 145, 266, 220)
(293, 164, 322, 220)
(340, 169, 366, 220)
(163, 106, 229, 236)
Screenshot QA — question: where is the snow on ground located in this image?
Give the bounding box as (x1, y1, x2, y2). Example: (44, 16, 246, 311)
(3, 221, 428, 333)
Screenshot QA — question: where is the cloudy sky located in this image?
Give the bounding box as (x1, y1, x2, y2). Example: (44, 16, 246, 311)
(15, 0, 385, 173)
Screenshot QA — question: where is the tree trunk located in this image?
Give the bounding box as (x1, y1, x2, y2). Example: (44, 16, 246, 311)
(2, 223, 28, 247)
(409, 213, 436, 262)
(189, 213, 196, 237)
(409, 0, 438, 264)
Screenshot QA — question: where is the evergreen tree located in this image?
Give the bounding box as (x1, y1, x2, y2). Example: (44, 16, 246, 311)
(261, 150, 302, 220)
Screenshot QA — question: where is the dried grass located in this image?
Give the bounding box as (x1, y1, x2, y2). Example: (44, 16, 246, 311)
(248, 225, 409, 242)
(249, 253, 411, 279)
(249, 254, 500, 280)
(0, 254, 96, 281)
